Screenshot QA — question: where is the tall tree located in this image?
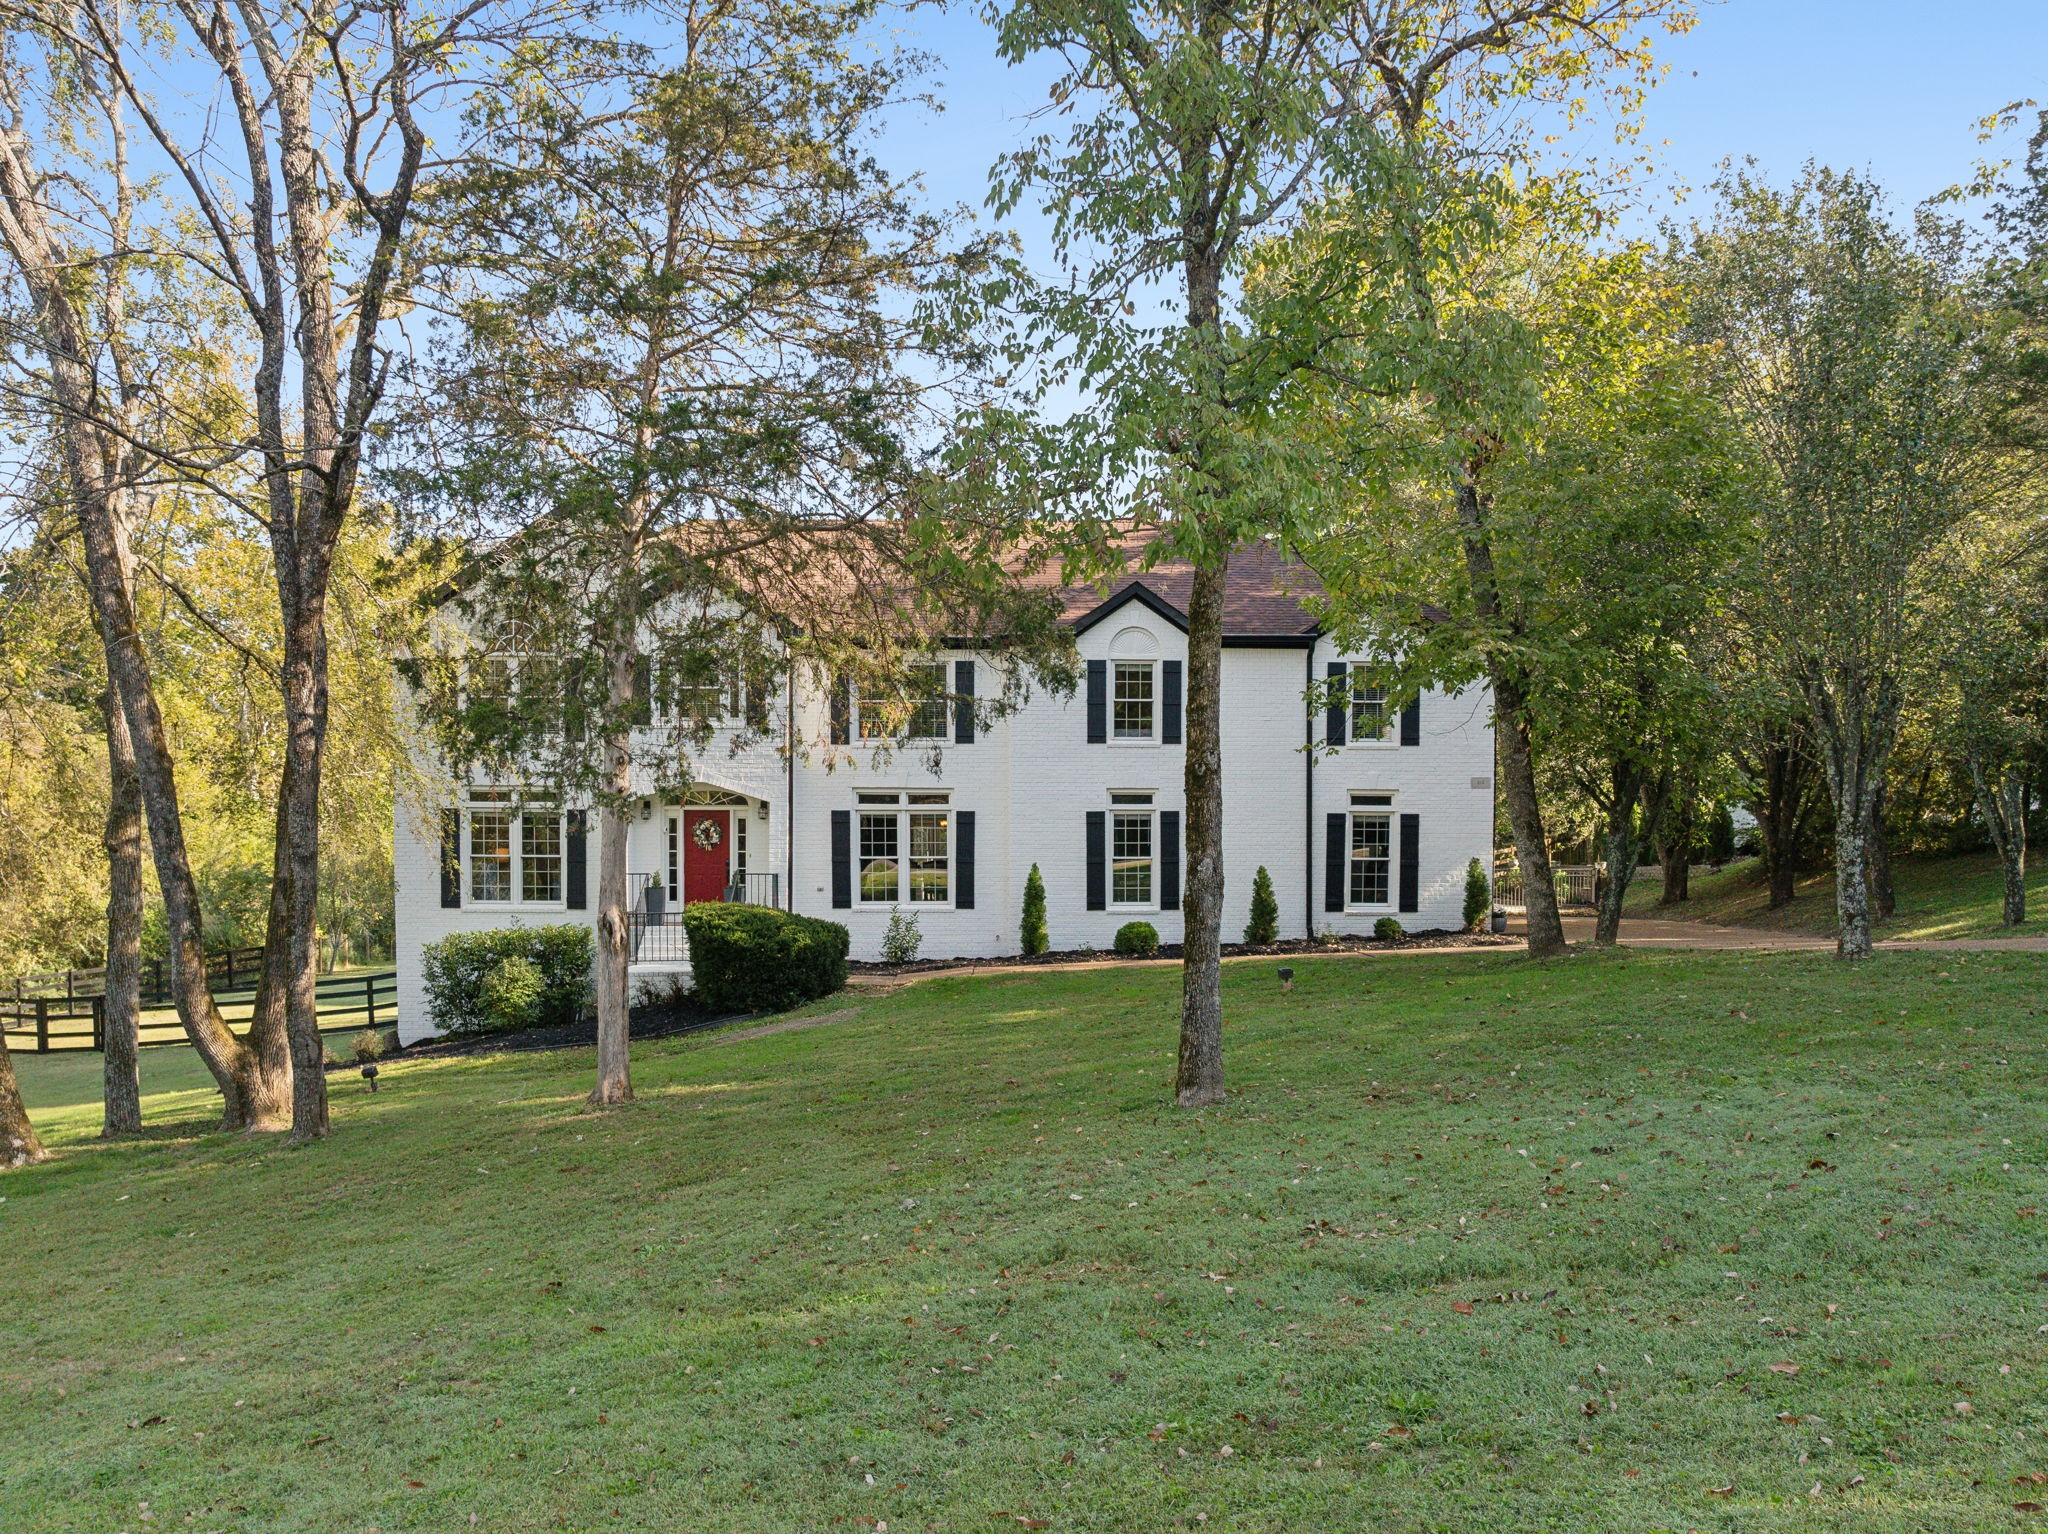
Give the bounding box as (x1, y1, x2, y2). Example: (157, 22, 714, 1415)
(1684, 167, 1981, 959)
(0, 1031, 43, 1168)
(977, 0, 1686, 1099)
(400, 0, 1066, 1104)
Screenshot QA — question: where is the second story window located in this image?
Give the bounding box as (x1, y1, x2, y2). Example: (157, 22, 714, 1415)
(1349, 676, 1392, 742)
(858, 662, 948, 741)
(1112, 661, 1155, 741)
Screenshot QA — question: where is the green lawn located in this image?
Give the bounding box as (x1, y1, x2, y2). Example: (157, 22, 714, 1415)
(6, 948, 2048, 1532)
(1624, 850, 2048, 941)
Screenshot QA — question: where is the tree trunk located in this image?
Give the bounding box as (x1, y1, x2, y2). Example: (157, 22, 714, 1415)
(589, 570, 640, 1109)
(1747, 727, 1815, 910)
(1455, 471, 1565, 957)
(1649, 776, 1692, 904)
(101, 685, 143, 1138)
(1591, 764, 1647, 946)
(0, 121, 286, 1130)
(1969, 755, 2027, 927)
(1174, 546, 1228, 1108)
(277, 600, 332, 1141)
(1865, 783, 1895, 919)
(1661, 853, 1689, 905)
(0, 1036, 45, 1170)
(1831, 811, 1874, 959)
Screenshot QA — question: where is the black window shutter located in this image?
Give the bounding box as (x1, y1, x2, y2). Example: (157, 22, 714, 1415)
(1401, 696, 1421, 746)
(954, 659, 976, 745)
(1161, 660, 1183, 745)
(830, 810, 852, 907)
(631, 655, 652, 725)
(1160, 810, 1181, 910)
(1085, 660, 1107, 743)
(1324, 811, 1346, 912)
(565, 810, 587, 910)
(1399, 812, 1420, 912)
(955, 811, 976, 908)
(1326, 662, 1348, 747)
(1085, 811, 1106, 910)
(829, 676, 851, 745)
(440, 809, 462, 909)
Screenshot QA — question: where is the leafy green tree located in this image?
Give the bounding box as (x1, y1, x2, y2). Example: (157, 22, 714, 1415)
(976, 0, 1688, 1102)
(1244, 866, 1278, 945)
(1683, 167, 1984, 958)
(1021, 865, 1049, 957)
(403, 1, 1066, 1104)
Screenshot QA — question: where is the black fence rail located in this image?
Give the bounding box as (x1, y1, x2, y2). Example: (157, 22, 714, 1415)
(8, 945, 269, 1009)
(1, 970, 397, 1055)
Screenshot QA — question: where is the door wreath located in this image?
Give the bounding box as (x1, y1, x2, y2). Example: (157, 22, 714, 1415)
(690, 817, 724, 851)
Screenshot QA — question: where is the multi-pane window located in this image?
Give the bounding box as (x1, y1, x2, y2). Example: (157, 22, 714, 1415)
(521, 813, 562, 903)
(858, 662, 948, 741)
(856, 791, 951, 904)
(1349, 677, 1392, 742)
(468, 790, 564, 905)
(470, 806, 513, 902)
(1110, 791, 1155, 906)
(1112, 661, 1155, 740)
(1349, 811, 1392, 906)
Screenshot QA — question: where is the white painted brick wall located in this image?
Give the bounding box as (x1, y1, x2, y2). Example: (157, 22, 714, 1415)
(393, 624, 1496, 1039)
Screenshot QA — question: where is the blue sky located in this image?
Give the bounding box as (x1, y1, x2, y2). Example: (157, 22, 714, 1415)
(886, 0, 2048, 253)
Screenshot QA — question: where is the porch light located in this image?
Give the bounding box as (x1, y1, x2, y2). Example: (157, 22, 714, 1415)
(639, 798, 653, 821)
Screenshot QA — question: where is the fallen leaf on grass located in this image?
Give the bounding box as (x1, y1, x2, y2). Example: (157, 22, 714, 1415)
(1451, 1300, 1475, 1315)
(1707, 1484, 1735, 1498)
(1777, 1412, 1802, 1424)
(2016, 1503, 2045, 1514)
(1767, 1362, 1800, 1376)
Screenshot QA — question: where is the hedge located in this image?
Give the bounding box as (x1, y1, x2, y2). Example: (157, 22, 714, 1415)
(420, 924, 592, 1035)
(681, 904, 849, 1014)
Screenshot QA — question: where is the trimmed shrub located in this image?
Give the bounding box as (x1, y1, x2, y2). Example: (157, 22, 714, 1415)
(1373, 916, 1404, 942)
(682, 903, 849, 1014)
(1020, 864, 1049, 956)
(1244, 865, 1279, 945)
(1463, 858, 1491, 931)
(1113, 920, 1160, 957)
(420, 924, 592, 1035)
(880, 907, 922, 965)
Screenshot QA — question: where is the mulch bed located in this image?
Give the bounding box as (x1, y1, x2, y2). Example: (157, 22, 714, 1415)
(845, 928, 1521, 977)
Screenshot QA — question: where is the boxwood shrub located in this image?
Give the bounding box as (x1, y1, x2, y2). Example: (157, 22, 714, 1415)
(420, 924, 592, 1035)
(1113, 920, 1160, 957)
(681, 904, 849, 1014)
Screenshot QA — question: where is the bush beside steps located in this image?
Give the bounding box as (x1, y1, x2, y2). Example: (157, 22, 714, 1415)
(682, 904, 850, 1014)
(421, 924, 593, 1035)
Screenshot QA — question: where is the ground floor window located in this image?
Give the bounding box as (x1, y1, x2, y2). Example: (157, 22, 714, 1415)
(857, 791, 950, 904)
(468, 791, 564, 906)
(1349, 794, 1393, 907)
(1110, 791, 1154, 907)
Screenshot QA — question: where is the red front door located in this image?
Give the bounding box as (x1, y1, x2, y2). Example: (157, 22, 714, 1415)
(682, 810, 730, 904)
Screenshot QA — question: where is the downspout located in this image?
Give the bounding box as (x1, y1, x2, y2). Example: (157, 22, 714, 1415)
(1304, 638, 1316, 939)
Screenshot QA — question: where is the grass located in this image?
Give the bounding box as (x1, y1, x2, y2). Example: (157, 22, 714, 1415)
(7, 947, 2048, 1532)
(1623, 850, 2046, 941)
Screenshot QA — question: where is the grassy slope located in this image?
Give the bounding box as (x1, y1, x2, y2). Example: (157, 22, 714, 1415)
(1623, 851, 2048, 941)
(7, 949, 2048, 1533)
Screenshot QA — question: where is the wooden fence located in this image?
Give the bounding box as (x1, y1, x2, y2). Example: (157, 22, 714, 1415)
(0, 969, 396, 1055)
(8, 945, 267, 1009)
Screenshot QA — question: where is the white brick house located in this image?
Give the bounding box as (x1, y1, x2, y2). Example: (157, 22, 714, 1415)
(391, 536, 1496, 1041)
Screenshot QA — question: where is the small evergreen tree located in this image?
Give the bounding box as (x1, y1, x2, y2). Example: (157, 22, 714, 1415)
(1706, 802, 1737, 866)
(1463, 858, 1491, 931)
(1244, 865, 1279, 944)
(1020, 864, 1049, 956)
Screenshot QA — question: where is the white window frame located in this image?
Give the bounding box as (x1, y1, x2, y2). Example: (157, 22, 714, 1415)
(854, 790, 953, 908)
(1346, 792, 1395, 910)
(1111, 660, 1157, 744)
(1108, 790, 1157, 910)
(466, 791, 568, 909)
(1348, 674, 1395, 745)
(856, 662, 949, 743)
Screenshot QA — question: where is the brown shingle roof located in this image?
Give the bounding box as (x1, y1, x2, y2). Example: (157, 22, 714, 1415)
(1033, 526, 1325, 640)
